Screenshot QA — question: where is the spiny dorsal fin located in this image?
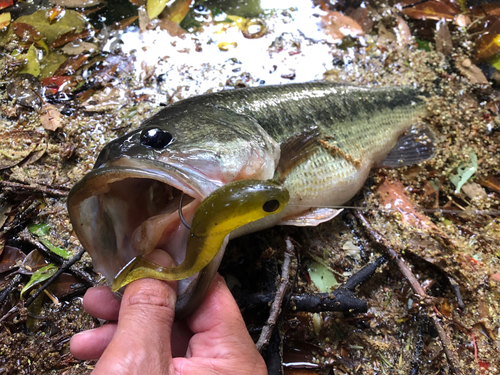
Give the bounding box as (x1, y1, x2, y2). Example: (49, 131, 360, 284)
(378, 123, 436, 168)
(276, 127, 321, 182)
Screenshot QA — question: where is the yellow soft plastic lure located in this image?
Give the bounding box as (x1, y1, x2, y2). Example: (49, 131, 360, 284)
(111, 179, 289, 292)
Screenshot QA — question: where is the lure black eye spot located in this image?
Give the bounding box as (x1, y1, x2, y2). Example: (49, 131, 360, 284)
(263, 199, 280, 213)
(140, 127, 173, 149)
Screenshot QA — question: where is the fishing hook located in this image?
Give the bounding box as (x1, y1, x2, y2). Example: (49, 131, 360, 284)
(178, 192, 191, 230)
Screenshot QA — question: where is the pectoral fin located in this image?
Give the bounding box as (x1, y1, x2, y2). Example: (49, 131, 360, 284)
(378, 123, 436, 168)
(276, 127, 321, 182)
(278, 207, 343, 226)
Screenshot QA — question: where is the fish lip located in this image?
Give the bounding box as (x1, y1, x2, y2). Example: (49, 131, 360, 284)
(69, 157, 216, 205)
(67, 157, 219, 289)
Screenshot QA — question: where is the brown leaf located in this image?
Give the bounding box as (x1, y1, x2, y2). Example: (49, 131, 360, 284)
(435, 19, 453, 55)
(0, 246, 25, 273)
(111, 16, 138, 31)
(158, 18, 186, 37)
(320, 11, 363, 40)
(456, 58, 488, 84)
(47, 273, 85, 298)
(0, 131, 44, 170)
(40, 104, 62, 131)
(471, 15, 500, 62)
(401, 1, 460, 22)
(471, 4, 500, 17)
(377, 179, 439, 231)
(19, 250, 49, 275)
(53, 53, 88, 76)
(479, 175, 500, 194)
(0, 0, 13, 11)
(12, 22, 42, 43)
(49, 28, 94, 49)
(346, 7, 374, 33)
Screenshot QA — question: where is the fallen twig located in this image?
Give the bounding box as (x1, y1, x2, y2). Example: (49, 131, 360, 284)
(256, 236, 296, 352)
(0, 274, 24, 307)
(24, 248, 87, 308)
(355, 210, 463, 375)
(0, 180, 69, 197)
(19, 231, 95, 286)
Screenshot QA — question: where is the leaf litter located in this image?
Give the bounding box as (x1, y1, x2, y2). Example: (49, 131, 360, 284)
(0, 0, 500, 373)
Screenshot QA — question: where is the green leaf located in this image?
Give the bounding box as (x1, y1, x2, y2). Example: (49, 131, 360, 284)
(28, 223, 50, 236)
(147, 0, 169, 20)
(307, 261, 338, 292)
(450, 151, 478, 194)
(21, 263, 58, 299)
(15, 9, 86, 45)
(39, 238, 72, 260)
(19, 44, 41, 77)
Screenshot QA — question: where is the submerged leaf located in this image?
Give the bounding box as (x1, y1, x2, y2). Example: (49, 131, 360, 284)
(19, 44, 41, 77)
(472, 16, 500, 62)
(307, 261, 338, 292)
(0, 246, 25, 273)
(401, 1, 459, 21)
(320, 11, 363, 40)
(39, 238, 71, 260)
(15, 9, 86, 44)
(0, 11, 11, 30)
(147, 0, 169, 19)
(450, 151, 478, 194)
(20, 263, 58, 299)
(28, 223, 50, 236)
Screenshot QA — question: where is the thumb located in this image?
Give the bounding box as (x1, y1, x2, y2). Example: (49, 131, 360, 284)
(93, 251, 177, 375)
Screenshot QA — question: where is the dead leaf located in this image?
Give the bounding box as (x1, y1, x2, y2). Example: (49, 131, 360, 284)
(13, 22, 42, 43)
(0, 131, 44, 170)
(461, 182, 488, 201)
(395, 16, 411, 45)
(47, 6, 66, 24)
(40, 104, 62, 131)
(0, 246, 25, 273)
(111, 16, 138, 31)
(7, 73, 42, 110)
(158, 18, 186, 37)
(346, 6, 374, 33)
(49, 0, 103, 8)
(471, 4, 500, 17)
(0, 11, 10, 30)
(378, 23, 397, 44)
(320, 11, 364, 40)
(377, 179, 439, 231)
(471, 15, 500, 62)
(0, 0, 13, 11)
(456, 58, 488, 84)
(53, 53, 88, 76)
(147, 0, 168, 20)
(19, 250, 49, 275)
(47, 273, 85, 298)
(49, 28, 94, 49)
(479, 175, 500, 194)
(61, 40, 97, 55)
(435, 19, 453, 55)
(401, 1, 459, 22)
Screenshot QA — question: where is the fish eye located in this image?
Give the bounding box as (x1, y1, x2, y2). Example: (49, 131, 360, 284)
(140, 127, 173, 149)
(263, 199, 280, 213)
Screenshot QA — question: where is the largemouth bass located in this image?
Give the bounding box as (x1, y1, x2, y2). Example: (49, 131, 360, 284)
(67, 82, 430, 317)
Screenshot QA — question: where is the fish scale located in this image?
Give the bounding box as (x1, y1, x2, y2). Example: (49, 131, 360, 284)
(167, 82, 427, 209)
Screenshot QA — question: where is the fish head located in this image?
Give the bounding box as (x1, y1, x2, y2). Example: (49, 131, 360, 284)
(67, 104, 280, 313)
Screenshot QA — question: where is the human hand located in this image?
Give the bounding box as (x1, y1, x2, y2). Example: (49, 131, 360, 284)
(70, 272, 267, 375)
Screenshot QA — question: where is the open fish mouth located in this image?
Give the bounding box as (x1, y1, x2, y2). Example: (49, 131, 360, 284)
(67, 158, 219, 295)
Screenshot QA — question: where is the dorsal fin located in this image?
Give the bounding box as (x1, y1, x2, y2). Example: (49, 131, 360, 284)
(378, 123, 436, 168)
(276, 127, 321, 182)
